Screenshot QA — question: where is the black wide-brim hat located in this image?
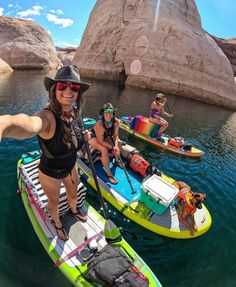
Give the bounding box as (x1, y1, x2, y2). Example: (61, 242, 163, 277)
(44, 65, 91, 94)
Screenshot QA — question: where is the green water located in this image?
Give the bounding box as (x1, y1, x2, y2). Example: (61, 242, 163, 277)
(0, 70, 236, 286)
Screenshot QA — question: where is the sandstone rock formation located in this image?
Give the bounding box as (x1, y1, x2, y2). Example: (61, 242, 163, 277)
(0, 16, 61, 70)
(57, 47, 76, 66)
(0, 58, 13, 74)
(211, 36, 236, 76)
(73, 0, 236, 110)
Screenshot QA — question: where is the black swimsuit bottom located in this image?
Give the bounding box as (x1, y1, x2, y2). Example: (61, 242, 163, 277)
(39, 153, 77, 179)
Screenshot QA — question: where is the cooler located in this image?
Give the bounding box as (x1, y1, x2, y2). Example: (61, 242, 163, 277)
(135, 117, 149, 134)
(149, 123, 159, 138)
(133, 115, 144, 131)
(140, 175, 179, 215)
(129, 116, 136, 129)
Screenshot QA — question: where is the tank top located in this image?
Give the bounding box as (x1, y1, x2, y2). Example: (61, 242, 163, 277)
(90, 119, 115, 140)
(103, 119, 116, 139)
(37, 109, 84, 177)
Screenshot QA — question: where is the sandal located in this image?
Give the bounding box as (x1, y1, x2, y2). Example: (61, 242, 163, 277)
(114, 159, 124, 169)
(107, 174, 118, 185)
(70, 209, 88, 222)
(52, 221, 69, 241)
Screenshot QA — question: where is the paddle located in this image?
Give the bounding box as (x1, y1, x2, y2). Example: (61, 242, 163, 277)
(166, 102, 181, 137)
(110, 137, 136, 194)
(79, 117, 122, 243)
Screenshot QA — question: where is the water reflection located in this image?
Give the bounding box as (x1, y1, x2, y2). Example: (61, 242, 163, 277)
(0, 70, 48, 114)
(1, 70, 233, 135)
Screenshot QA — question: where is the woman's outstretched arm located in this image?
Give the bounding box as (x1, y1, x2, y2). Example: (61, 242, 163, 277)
(0, 110, 51, 141)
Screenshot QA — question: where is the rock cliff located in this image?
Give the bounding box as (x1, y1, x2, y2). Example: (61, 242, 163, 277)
(57, 47, 76, 66)
(73, 0, 236, 109)
(0, 58, 13, 74)
(0, 16, 61, 70)
(211, 36, 236, 76)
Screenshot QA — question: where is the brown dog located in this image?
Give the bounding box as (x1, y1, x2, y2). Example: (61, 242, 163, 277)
(173, 181, 207, 236)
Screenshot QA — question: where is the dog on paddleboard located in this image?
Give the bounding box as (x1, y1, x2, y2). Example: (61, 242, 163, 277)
(173, 181, 207, 236)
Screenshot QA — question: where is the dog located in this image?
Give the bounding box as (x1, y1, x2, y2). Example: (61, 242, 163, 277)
(173, 181, 207, 236)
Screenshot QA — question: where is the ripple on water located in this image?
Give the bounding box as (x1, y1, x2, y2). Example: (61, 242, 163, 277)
(1, 72, 236, 287)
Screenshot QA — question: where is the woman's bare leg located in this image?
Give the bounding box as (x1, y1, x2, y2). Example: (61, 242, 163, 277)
(89, 138, 117, 184)
(39, 171, 67, 240)
(62, 165, 79, 214)
(149, 117, 168, 135)
(89, 138, 112, 176)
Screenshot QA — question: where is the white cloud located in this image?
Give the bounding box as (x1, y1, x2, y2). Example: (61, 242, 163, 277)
(49, 9, 64, 15)
(56, 41, 77, 48)
(17, 5, 43, 17)
(5, 4, 22, 16)
(46, 13, 73, 28)
(32, 5, 43, 12)
(47, 30, 51, 35)
(0, 7, 4, 16)
(23, 18, 34, 21)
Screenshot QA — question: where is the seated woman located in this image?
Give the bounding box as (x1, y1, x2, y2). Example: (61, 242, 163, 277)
(149, 93, 173, 138)
(89, 103, 122, 185)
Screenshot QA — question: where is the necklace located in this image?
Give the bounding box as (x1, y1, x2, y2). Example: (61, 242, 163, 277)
(61, 109, 75, 121)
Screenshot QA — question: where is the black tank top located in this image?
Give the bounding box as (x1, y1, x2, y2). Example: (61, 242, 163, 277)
(37, 110, 84, 177)
(90, 119, 115, 140)
(103, 119, 115, 139)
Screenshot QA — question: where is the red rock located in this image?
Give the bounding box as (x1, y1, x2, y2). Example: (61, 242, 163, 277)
(0, 16, 61, 70)
(73, 0, 236, 110)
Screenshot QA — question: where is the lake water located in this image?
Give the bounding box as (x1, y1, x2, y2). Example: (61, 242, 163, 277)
(0, 70, 236, 287)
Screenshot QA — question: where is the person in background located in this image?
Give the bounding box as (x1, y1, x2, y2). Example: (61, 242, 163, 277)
(149, 93, 173, 139)
(0, 65, 90, 241)
(89, 103, 123, 185)
(117, 64, 127, 92)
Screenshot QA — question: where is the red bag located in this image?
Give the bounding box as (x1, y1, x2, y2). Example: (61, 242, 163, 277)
(168, 138, 182, 148)
(130, 154, 150, 176)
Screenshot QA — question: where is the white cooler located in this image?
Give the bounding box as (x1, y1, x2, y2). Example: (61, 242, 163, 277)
(140, 175, 179, 215)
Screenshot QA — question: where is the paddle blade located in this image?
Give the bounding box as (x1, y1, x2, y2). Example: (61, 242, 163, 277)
(104, 219, 122, 243)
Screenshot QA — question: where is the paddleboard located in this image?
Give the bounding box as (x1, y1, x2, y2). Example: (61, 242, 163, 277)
(77, 146, 211, 239)
(119, 116, 204, 157)
(17, 150, 161, 287)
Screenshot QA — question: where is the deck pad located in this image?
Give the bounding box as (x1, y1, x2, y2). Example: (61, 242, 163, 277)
(78, 157, 212, 239)
(18, 151, 161, 286)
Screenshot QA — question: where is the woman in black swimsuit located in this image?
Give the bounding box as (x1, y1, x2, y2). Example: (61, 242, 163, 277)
(0, 65, 90, 241)
(89, 103, 122, 185)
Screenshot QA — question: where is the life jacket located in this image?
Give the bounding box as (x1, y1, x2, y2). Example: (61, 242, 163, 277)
(130, 154, 150, 177)
(178, 188, 196, 214)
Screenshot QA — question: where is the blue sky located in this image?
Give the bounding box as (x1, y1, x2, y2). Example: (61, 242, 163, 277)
(0, 0, 235, 48)
(195, 0, 236, 39)
(0, 0, 96, 47)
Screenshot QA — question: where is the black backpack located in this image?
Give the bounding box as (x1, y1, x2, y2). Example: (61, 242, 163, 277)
(85, 245, 149, 287)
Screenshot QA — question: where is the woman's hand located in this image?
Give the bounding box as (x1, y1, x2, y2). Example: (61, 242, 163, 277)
(164, 112, 173, 118)
(83, 129, 91, 141)
(113, 146, 120, 156)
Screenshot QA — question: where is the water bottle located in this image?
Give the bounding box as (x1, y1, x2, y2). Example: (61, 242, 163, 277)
(87, 230, 98, 250)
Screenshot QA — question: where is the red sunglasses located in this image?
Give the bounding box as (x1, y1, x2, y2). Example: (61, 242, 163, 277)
(56, 82, 81, 92)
